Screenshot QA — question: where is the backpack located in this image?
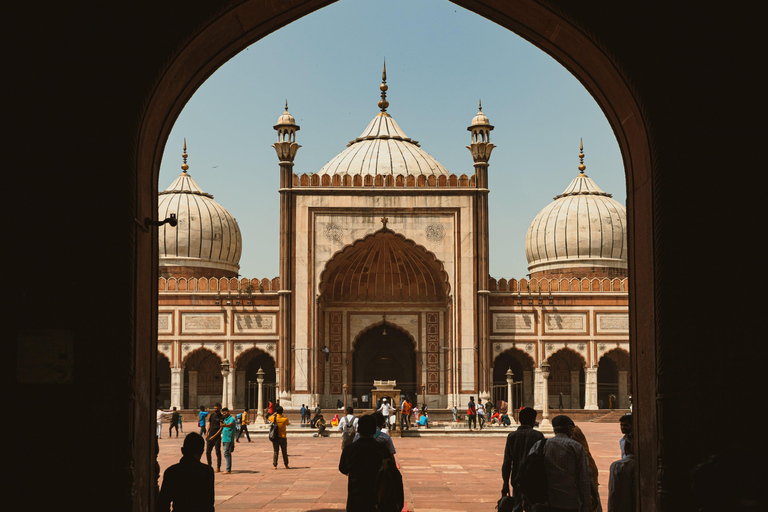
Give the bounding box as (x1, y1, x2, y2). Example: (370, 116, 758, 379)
(341, 416, 356, 448)
(375, 447, 404, 512)
(268, 416, 279, 442)
(512, 438, 548, 504)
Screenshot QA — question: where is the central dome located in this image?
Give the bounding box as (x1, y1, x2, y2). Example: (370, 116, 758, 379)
(317, 112, 449, 177)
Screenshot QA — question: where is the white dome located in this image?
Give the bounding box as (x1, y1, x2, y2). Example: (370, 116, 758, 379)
(318, 112, 449, 177)
(159, 171, 242, 274)
(525, 172, 627, 274)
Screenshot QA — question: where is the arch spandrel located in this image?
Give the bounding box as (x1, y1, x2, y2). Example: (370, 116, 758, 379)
(232, 344, 277, 368)
(543, 343, 588, 367)
(319, 226, 450, 304)
(180, 345, 222, 368)
(349, 318, 419, 351)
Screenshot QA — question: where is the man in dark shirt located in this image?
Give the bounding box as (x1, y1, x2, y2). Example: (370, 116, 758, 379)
(205, 402, 223, 472)
(501, 407, 546, 511)
(467, 396, 477, 430)
(158, 432, 214, 512)
(339, 414, 399, 511)
(169, 407, 180, 438)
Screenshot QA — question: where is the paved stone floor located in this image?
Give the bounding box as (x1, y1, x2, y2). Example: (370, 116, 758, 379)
(158, 422, 622, 511)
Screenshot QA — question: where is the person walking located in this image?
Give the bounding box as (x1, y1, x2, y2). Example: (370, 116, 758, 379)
(501, 407, 546, 512)
(156, 407, 173, 438)
(452, 404, 459, 423)
(607, 434, 635, 512)
(268, 405, 290, 469)
(400, 397, 412, 430)
(220, 407, 236, 474)
(477, 398, 486, 430)
(300, 404, 307, 424)
(339, 414, 403, 512)
(338, 406, 358, 450)
(157, 433, 214, 512)
(237, 409, 251, 442)
(377, 398, 393, 433)
(528, 415, 590, 512)
(467, 396, 477, 430)
(204, 403, 224, 472)
(197, 406, 209, 436)
(169, 407, 180, 438)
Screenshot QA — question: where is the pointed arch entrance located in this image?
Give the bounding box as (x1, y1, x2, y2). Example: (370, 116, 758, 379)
(352, 322, 417, 401)
(318, 225, 450, 404)
(182, 348, 222, 409)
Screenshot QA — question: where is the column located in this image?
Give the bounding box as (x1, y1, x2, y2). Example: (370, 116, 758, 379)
(584, 367, 599, 410)
(540, 360, 551, 427)
(171, 367, 183, 410)
(570, 370, 580, 409)
(256, 367, 265, 423)
(188, 371, 198, 409)
(533, 368, 543, 410)
(618, 370, 629, 409)
(523, 370, 533, 407)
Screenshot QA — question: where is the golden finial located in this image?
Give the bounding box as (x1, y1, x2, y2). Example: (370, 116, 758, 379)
(578, 138, 586, 174)
(285, 99, 289, 111)
(478, 99, 482, 112)
(181, 138, 189, 172)
(378, 60, 389, 112)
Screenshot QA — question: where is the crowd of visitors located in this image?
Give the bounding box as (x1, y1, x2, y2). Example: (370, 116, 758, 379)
(157, 401, 641, 512)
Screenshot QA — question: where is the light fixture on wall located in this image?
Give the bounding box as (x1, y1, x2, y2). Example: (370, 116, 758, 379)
(382, 313, 387, 336)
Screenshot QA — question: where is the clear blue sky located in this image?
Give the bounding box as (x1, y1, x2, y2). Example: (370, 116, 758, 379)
(159, 0, 625, 280)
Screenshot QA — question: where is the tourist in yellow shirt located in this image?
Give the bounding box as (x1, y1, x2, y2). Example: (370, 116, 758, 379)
(268, 406, 290, 469)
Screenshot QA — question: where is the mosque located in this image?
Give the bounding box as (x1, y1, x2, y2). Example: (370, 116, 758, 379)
(156, 70, 630, 415)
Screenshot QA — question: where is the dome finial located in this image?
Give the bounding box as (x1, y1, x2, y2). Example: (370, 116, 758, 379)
(285, 99, 288, 111)
(378, 60, 389, 112)
(181, 138, 189, 172)
(578, 138, 586, 174)
(478, 99, 482, 112)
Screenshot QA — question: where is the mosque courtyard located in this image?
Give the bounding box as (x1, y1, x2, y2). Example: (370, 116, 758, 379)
(158, 421, 622, 511)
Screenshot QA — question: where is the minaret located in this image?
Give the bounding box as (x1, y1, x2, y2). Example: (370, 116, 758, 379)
(467, 101, 494, 399)
(273, 102, 300, 401)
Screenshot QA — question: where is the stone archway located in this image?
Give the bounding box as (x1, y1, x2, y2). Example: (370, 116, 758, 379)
(598, 348, 631, 409)
(234, 348, 277, 411)
(352, 322, 417, 403)
(548, 348, 586, 409)
(135, 1, 655, 507)
(183, 349, 223, 409)
(493, 348, 535, 409)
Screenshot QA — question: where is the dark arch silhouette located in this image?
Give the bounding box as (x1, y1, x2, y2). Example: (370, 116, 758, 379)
(134, 1, 655, 507)
(352, 322, 418, 401)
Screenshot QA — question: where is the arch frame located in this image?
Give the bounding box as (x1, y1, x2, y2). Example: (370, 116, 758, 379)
(135, 0, 655, 509)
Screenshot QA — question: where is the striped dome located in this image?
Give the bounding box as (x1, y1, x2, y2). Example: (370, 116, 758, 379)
(158, 171, 242, 275)
(525, 172, 627, 274)
(317, 112, 448, 177)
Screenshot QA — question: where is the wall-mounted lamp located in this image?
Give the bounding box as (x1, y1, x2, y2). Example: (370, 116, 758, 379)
(214, 293, 221, 305)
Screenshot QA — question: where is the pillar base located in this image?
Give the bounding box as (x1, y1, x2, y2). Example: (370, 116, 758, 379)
(584, 404, 599, 410)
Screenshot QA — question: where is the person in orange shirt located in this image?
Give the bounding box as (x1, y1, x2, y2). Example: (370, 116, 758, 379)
(268, 405, 290, 469)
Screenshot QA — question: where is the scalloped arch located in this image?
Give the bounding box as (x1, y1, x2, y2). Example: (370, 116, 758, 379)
(350, 320, 417, 351)
(319, 226, 450, 303)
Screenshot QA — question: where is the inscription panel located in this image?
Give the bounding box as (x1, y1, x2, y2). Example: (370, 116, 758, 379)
(233, 313, 276, 333)
(493, 313, 535, 333)
(181, 313, 224, 333)
(544, 313, 587, 333)
(158, 313, 173, 334)
(596, 313, 629, 333)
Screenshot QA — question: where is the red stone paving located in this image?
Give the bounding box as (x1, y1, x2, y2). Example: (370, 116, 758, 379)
(159, 422, 623, 511)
